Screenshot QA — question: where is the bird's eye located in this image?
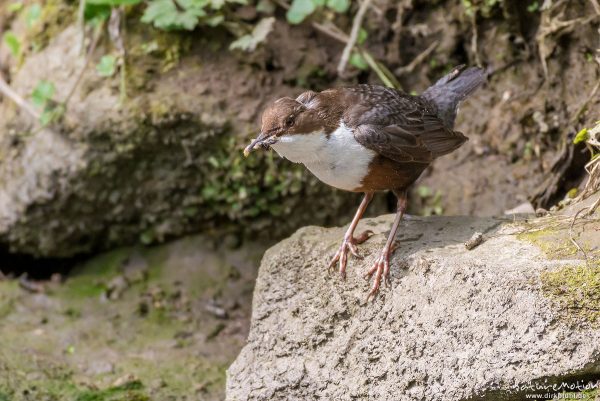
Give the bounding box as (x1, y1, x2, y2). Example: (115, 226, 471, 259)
(284, 116, 294, 127)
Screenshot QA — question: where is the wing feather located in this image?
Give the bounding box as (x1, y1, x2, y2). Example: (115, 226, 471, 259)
(346, 85, 467, 164)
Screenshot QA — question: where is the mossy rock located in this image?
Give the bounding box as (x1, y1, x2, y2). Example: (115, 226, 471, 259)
(0, 18, 384, 258)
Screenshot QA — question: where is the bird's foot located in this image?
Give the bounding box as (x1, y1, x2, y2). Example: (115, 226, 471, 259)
(364, 247, 394, 302)
(328, 230, 374, 279)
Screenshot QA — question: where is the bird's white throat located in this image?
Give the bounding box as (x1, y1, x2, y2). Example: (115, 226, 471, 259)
(270, 122, 376, 191)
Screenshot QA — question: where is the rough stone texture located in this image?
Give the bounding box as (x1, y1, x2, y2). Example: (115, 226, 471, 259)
(227, 214, 600, 401)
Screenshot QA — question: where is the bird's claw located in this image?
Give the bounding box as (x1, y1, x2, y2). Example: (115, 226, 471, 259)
(364, 251, 391, 302)
(328, 230, 374, 279)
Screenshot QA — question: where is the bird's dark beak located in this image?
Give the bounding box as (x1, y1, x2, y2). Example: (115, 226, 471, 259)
(243, 132, 275, 157)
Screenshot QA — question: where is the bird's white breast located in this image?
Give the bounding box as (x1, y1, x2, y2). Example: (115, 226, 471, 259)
(270, 122, 376, 191)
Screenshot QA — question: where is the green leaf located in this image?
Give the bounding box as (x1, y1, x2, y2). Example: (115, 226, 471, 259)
(209, 0, 225, 9)
(84, 4, 111, 23)
(286, 0, 315, 24)
(357, 27, 368, 45)
(139, 229, 155, 245)
(25, 4, 42, 28)
(416, 185, 432, 198)
(204, 14, 224, 26)
(573, 128, 588, 144)
(349, 51, 368, 70)
(7, 2, 24, 12)
(142, 0, 206, 31)
(40, 110, 54, 126)
(326, 0, 349, 13)
(2, 32, 21, 58)
(526, 1, 539, 12)
(39, 104, 64, 126)
(311, 0, 325, 6)
(229, 17, 275, 52)
(31, 80, 55, 109)
(96, 55, 117, 77)
(256, 0, 275, 13)
(86, 0, 143, 5)
(141, 40, 160, 54)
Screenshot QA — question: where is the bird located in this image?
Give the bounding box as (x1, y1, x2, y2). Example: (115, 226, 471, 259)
(243, 65, 486, 299)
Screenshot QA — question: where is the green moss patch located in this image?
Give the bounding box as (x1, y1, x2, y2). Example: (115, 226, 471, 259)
(517, 226, 579, 259)
(27, 0, 77, 52)
(541, 261, 600, 324)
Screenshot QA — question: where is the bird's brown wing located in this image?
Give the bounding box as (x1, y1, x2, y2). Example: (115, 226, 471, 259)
(347, 85, 467, 164)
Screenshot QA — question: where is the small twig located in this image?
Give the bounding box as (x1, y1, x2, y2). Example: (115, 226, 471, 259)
(78, 0, 86, 54)
(359, 50, 397, 88)
(311, 21, 349, 43)
(387, 0, 413, 63)
(0, 74, 41, 120)
(569, 207, 589, 264)
(337, 0, 372, 76)
(469, 13, 482, 67)
(395, 40, 439, 76)
(109, 7, 127, 103)
(590, 0, 600, 15)
(63, 20, 104, 106)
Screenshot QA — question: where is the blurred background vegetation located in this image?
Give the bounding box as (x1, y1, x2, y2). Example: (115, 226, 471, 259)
(0, 0, 598, 399)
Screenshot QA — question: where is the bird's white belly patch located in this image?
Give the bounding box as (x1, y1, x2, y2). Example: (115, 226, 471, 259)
(270, 123, 376, 191)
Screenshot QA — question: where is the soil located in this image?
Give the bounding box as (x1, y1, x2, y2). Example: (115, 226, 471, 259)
(0, 236, 266, 400)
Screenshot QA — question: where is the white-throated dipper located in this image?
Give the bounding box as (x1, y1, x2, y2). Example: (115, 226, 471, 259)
(244, 65, 486, 299)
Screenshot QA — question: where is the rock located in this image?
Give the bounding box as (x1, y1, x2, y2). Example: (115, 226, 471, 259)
(0, 25, 369, 258)
(504, 201, 535, 215)
(227, 214, 600, 400)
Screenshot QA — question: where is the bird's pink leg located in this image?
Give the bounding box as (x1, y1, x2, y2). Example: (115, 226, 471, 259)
(365, 190, 407, 301)
(328, 192, 374, 279)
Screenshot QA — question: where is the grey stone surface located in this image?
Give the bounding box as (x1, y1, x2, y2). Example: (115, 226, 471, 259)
(227, 214, 600, 401)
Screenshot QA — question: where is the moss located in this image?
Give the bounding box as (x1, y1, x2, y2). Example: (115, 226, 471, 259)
(27, 0, 77, 52)
(517, 226, 579, 259)
(560, 385, 599, 400)
(0, 281, 19, 319)
(63, 248, 130, 299)
(75, 380, 149, 401)
(124, 17, 192, 94)
(0, 377, 149, 401)
(541, 261, 600, 325)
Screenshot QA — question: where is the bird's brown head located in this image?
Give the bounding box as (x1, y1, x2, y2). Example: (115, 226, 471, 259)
(243, 97, 320, 157)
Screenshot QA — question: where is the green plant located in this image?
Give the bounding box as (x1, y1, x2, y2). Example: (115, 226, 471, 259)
(2, 32, 21, 58)
(7, 2, 24, 12)
(97, 54, 118, 77)
(230, 17, 275, 51)
(287, 0, 350, 24)
(141, 0, 246, 31)
(574, 127, 589, 145)
(84, 0, 143, 24)
(416, 185, 444, 216)
(527, 1, 539, 13)
(461, 0, 502, 18)
(31, 80, 64, 126)
(25, 4, 42, 28)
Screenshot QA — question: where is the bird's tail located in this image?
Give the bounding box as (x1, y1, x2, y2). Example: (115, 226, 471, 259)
(422, 65, 487, 128)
